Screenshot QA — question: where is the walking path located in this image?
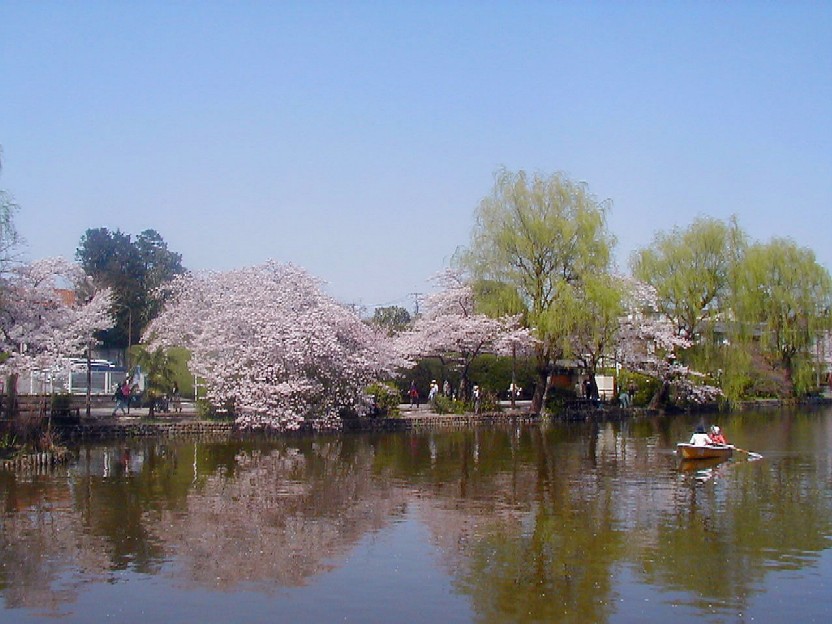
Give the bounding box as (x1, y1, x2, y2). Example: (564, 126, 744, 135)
(77, 400, 533, 426)
(86, 400, 199, 422)
(397, 400, 532, 418)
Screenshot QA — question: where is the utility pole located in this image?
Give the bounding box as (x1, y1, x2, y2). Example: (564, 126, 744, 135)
(409, 292, 423, 317)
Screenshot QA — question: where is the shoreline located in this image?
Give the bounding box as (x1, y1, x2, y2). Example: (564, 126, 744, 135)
(4, 395, 830, 447)
(48, 395, 832, 439)
(4, 396, 830, 471)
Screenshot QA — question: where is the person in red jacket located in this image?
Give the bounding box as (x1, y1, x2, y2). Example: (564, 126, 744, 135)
(710, 425, 728, 445)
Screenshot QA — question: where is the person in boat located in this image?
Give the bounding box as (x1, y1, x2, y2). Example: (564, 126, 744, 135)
(709, 425, 728, 445)
(689, 425, 713, 446)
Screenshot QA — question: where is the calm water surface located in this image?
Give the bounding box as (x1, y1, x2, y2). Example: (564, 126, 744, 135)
(2, 407, 831, 623)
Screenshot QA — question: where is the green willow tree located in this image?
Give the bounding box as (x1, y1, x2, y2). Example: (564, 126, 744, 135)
(631, 216, 748, 403)
(568, 274, 623, 375)
(731, 238, 832, 396)
(631, 216, 745, 340)
(460, 169, 615, 414)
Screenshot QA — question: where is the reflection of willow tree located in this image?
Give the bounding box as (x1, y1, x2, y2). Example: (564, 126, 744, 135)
(638, 454, 832, 613)
(163, 438, 406, 589)
(2, 415, 832, 619)
(422, 500, 624, 623)
(388, 426, 626, 623)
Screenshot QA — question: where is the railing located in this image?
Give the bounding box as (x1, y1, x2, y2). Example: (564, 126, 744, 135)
(13, 368, 128, 396)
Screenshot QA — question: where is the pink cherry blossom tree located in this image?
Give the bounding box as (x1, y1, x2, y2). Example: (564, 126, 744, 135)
(616, 276, 721, 407)
(0, 257, 114, 382)
(393, 269, 535, 401)
(143, 261, 401, 431)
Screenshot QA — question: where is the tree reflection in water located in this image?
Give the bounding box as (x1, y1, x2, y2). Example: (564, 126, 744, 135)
(1, 408, 831, 623)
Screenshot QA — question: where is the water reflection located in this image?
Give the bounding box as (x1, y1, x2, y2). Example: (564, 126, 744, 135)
(1, 408, 830, 622)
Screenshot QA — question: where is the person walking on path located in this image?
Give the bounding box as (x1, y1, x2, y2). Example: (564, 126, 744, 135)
(409, 381, 420, 408)
(618, 388, 631, 408)
(112, 380, 129, 416)
(428, 380, 439, 405)
(171, 382, 182, 413)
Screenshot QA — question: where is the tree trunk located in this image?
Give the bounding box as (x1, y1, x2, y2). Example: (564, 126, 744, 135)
(530, 363, 551, 415)
(648, 380, 670, 410)
(6, 374, 19, 419)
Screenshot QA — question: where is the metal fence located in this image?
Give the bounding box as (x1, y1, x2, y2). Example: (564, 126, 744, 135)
(13, 364, 129, 396)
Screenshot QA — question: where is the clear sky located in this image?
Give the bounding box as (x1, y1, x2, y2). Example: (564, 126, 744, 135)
(2, 1, 830, 313)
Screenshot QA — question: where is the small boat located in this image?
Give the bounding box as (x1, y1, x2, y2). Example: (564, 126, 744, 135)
(676, 443, 734, 461)
(678, 456, 729, 473)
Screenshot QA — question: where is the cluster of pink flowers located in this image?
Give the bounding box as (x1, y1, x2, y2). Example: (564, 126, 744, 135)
(393, 269, 536, 396)
(616, 276, 721, 403)
(0, 257, 113, 379)
(144, 261, 401, 431)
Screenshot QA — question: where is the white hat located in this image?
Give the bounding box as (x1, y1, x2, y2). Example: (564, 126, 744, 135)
(711, 425, 720, 433)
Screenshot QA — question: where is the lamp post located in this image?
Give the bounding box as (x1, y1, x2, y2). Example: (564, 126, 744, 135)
(86, 341, 92, 417)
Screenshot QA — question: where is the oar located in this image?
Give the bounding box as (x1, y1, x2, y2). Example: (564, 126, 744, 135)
(732, 446, 763, 460)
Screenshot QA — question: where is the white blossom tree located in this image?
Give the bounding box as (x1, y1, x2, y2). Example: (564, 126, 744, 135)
(616, 277, 720, 407)
(0, 257, 114, 386)
(394, 269, 535, 400)
(143, 261, 401, 431)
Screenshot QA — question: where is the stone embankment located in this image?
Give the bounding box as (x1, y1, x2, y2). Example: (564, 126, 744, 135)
(59, 418, 235, 439)
(50, 412, 542, 440)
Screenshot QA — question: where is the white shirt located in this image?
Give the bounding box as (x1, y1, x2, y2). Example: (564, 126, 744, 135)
(690, 432, 713, 446)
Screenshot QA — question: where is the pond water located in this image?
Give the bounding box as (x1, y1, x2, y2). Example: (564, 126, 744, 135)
(1, 407, 831, 623)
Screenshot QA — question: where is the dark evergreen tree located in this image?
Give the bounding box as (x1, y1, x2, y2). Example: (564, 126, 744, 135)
(76, 228, 185, 347)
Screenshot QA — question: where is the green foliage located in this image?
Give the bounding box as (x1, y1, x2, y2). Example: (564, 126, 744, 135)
(0, 190, 20, 272)
(472, 279, 527, 318)
(543, 385, 575, 412)
(76, 227, 185, 348)
(366, 382, 401, 417)
(370, 306, 412, 335)
(1, 431, 17, 453)
(467, 354, 536, 399)
(477, 389, 501, 413)
(731, 238, 832, 395)
(433, 391, 499, 415)
(569, 274, 623, 371)
(615, 371, 658, 408)
(165, 347, 194, 397)
(395, 360, 455, 401)
(396, 354, 537, 404)
(195, 398, 235, 421)
(433, 394, 467, 414)
(130, 345, 177, 413)
(632, 219, 831, 400)
(460, 168, 615, 412)
(632, 216, 744, 339)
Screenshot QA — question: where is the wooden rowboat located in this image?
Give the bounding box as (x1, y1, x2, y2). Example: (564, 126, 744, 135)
(676, 443, 734, 460)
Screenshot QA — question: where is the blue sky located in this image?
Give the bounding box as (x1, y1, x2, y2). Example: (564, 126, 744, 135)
(2, 1, 830, 312)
